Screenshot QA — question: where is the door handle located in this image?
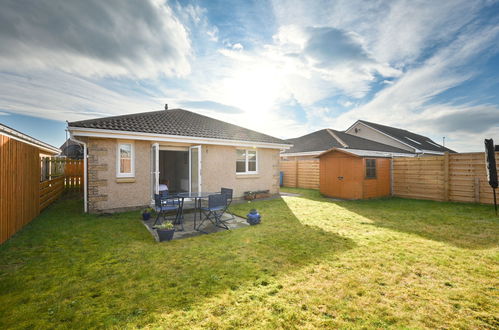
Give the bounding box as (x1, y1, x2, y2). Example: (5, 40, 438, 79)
(338, 176, 343, 180)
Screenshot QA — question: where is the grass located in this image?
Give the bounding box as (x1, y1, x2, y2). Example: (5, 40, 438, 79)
(0, 189, 498, 329)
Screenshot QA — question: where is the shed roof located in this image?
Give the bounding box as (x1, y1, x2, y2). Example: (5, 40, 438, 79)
(0, 123, 60, 154)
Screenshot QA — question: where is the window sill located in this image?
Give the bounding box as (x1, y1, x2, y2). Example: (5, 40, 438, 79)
(116, 177, 136, 183)
(236, 173, 260, 179)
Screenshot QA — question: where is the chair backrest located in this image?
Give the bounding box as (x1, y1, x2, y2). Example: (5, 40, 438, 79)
(154, 194, 162, 208)
(208, 193, 227, 209)
(221, 188, 233, 201)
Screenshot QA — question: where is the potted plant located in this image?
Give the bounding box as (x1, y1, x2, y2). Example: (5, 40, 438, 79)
(244, 191, 256, 200)
(246, 209, 261, 225)
(154, 222, 175, 242)
(142, 207, 154, 221)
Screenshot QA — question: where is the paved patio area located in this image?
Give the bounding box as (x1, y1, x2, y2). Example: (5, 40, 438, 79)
(142, 211, 249, 241)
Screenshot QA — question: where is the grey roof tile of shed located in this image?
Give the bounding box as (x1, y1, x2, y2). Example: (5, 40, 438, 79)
(358, 120, 456, 153)
(283, 129, 412, 154)
(68, 109, 289, 145)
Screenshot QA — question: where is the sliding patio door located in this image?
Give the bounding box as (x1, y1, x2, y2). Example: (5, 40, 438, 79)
(189, 145, 201, 193)
(151, 143, 160, 199)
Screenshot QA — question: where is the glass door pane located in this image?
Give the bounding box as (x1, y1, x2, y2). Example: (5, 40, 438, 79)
(151, 143, 159, 197)
(189, 146, 201, 193)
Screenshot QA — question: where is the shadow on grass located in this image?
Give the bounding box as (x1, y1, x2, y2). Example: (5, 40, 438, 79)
(0, 195, 355, 328)
(334, 196, 499, 250)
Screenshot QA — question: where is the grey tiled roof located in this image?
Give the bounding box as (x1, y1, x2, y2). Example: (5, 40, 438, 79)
(69, 109, 289, 145)
(283, 129, 411, 154)
(358, 120, 456, 153)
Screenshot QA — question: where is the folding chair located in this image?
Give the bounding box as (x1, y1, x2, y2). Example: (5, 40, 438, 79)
(153, 193, 184, 231)
(199, 194, 229, 230)
(220, 187, 235, 221)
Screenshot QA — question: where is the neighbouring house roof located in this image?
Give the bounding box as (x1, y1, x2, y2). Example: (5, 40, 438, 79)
(354, 120, 456, 153)
(68, 109, 290, 147)
(60, 139, 84, 159)
(282, 128, 412, 155)
(0, 123, 60, 154)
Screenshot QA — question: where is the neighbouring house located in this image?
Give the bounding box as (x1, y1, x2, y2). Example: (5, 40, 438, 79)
(281, 128, 412, 160)
(68, 108, 291, 213)
(280, 128, 412, 194)
(60, 138, 84, 159)
(345, 120, 456, 155)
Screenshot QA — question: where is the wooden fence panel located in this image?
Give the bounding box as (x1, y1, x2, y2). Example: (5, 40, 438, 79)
(1, 135, 84, 243)
(0, 135, 40, 244)
(39, 176, 64, 210)
(393, 152, 498, 204)
(280, 159, 319, 189)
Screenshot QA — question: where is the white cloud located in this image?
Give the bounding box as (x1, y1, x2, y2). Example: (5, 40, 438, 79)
(0, 71, 158, 122)
(0, 0, 192, 78)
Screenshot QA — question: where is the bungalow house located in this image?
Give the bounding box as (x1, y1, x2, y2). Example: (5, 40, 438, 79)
(68, 108, 291, 213)
(345, 120, 455, 155)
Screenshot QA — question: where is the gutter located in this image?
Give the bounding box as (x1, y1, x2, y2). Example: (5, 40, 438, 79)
(68, 135, 88, 213)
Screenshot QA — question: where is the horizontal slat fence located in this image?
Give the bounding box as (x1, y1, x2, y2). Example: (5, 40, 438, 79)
(280, 159, 320, 189)
(393, 152, 498, 204)
(39, 176, 65, 210)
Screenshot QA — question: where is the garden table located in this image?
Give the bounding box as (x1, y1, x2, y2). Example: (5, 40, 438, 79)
(177, 191, 218, 231)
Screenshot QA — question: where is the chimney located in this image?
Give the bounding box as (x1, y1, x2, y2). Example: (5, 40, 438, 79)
(164, 104, 168, 110)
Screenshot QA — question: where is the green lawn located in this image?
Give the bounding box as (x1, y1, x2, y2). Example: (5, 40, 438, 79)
(1, 189, 498, 329)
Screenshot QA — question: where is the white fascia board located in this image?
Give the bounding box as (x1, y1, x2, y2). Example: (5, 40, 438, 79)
(347, 121, 420, 153)
(420, 150, 445, 155)
(337, 148, 415, 158)
(0, 129, 60, 154)
(68, 127, 292, 150)
(280, 150, 325, 157)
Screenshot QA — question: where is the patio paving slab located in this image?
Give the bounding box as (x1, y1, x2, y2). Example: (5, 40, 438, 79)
(142, 211, 249, 241)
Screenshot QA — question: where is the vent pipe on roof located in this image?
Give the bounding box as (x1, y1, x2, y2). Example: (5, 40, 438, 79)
(164, 104, 168, 110)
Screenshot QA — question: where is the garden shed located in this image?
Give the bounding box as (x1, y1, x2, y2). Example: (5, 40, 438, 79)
(318, 148, 391, 199)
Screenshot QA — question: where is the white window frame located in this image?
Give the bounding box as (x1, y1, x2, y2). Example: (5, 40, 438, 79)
(116, 141, 135, 178)
(236, 148, 258, 175)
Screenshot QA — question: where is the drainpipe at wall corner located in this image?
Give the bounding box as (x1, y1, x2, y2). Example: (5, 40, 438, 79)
(68, 134, 88, 213)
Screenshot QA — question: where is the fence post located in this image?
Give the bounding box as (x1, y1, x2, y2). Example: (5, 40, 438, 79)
(474, 177, 480, 203)
(443, 152, 450, 201)
(294, 159, 298, 188)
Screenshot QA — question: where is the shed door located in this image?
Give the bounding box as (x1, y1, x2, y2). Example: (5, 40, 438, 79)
(321, 156, 362, 199)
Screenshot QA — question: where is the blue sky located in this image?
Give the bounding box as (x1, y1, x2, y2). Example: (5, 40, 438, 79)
(0, 0, 498, 151)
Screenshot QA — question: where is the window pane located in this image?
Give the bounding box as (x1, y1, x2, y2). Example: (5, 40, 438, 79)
(120, 159, 131, 173)
(236, 149, 246, 161)
(236, 161, 246, 173)
(365, 159, 376, 178)
(248, 160, 256, 172)
(120, 144, 132, 158)
(247, 150, 256, 160)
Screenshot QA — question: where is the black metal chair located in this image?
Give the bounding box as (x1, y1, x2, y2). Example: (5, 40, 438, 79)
(221, 187, 235, 220)
(199, 194, 229, 230)
(153, 193, 184, 231)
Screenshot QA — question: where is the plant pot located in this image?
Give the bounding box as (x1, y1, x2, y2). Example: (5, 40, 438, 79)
(244, 194, 255, 200)
(157, 229, 175, 242)
(247, 210, 261, 225)
(142, 212, 151, 221)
